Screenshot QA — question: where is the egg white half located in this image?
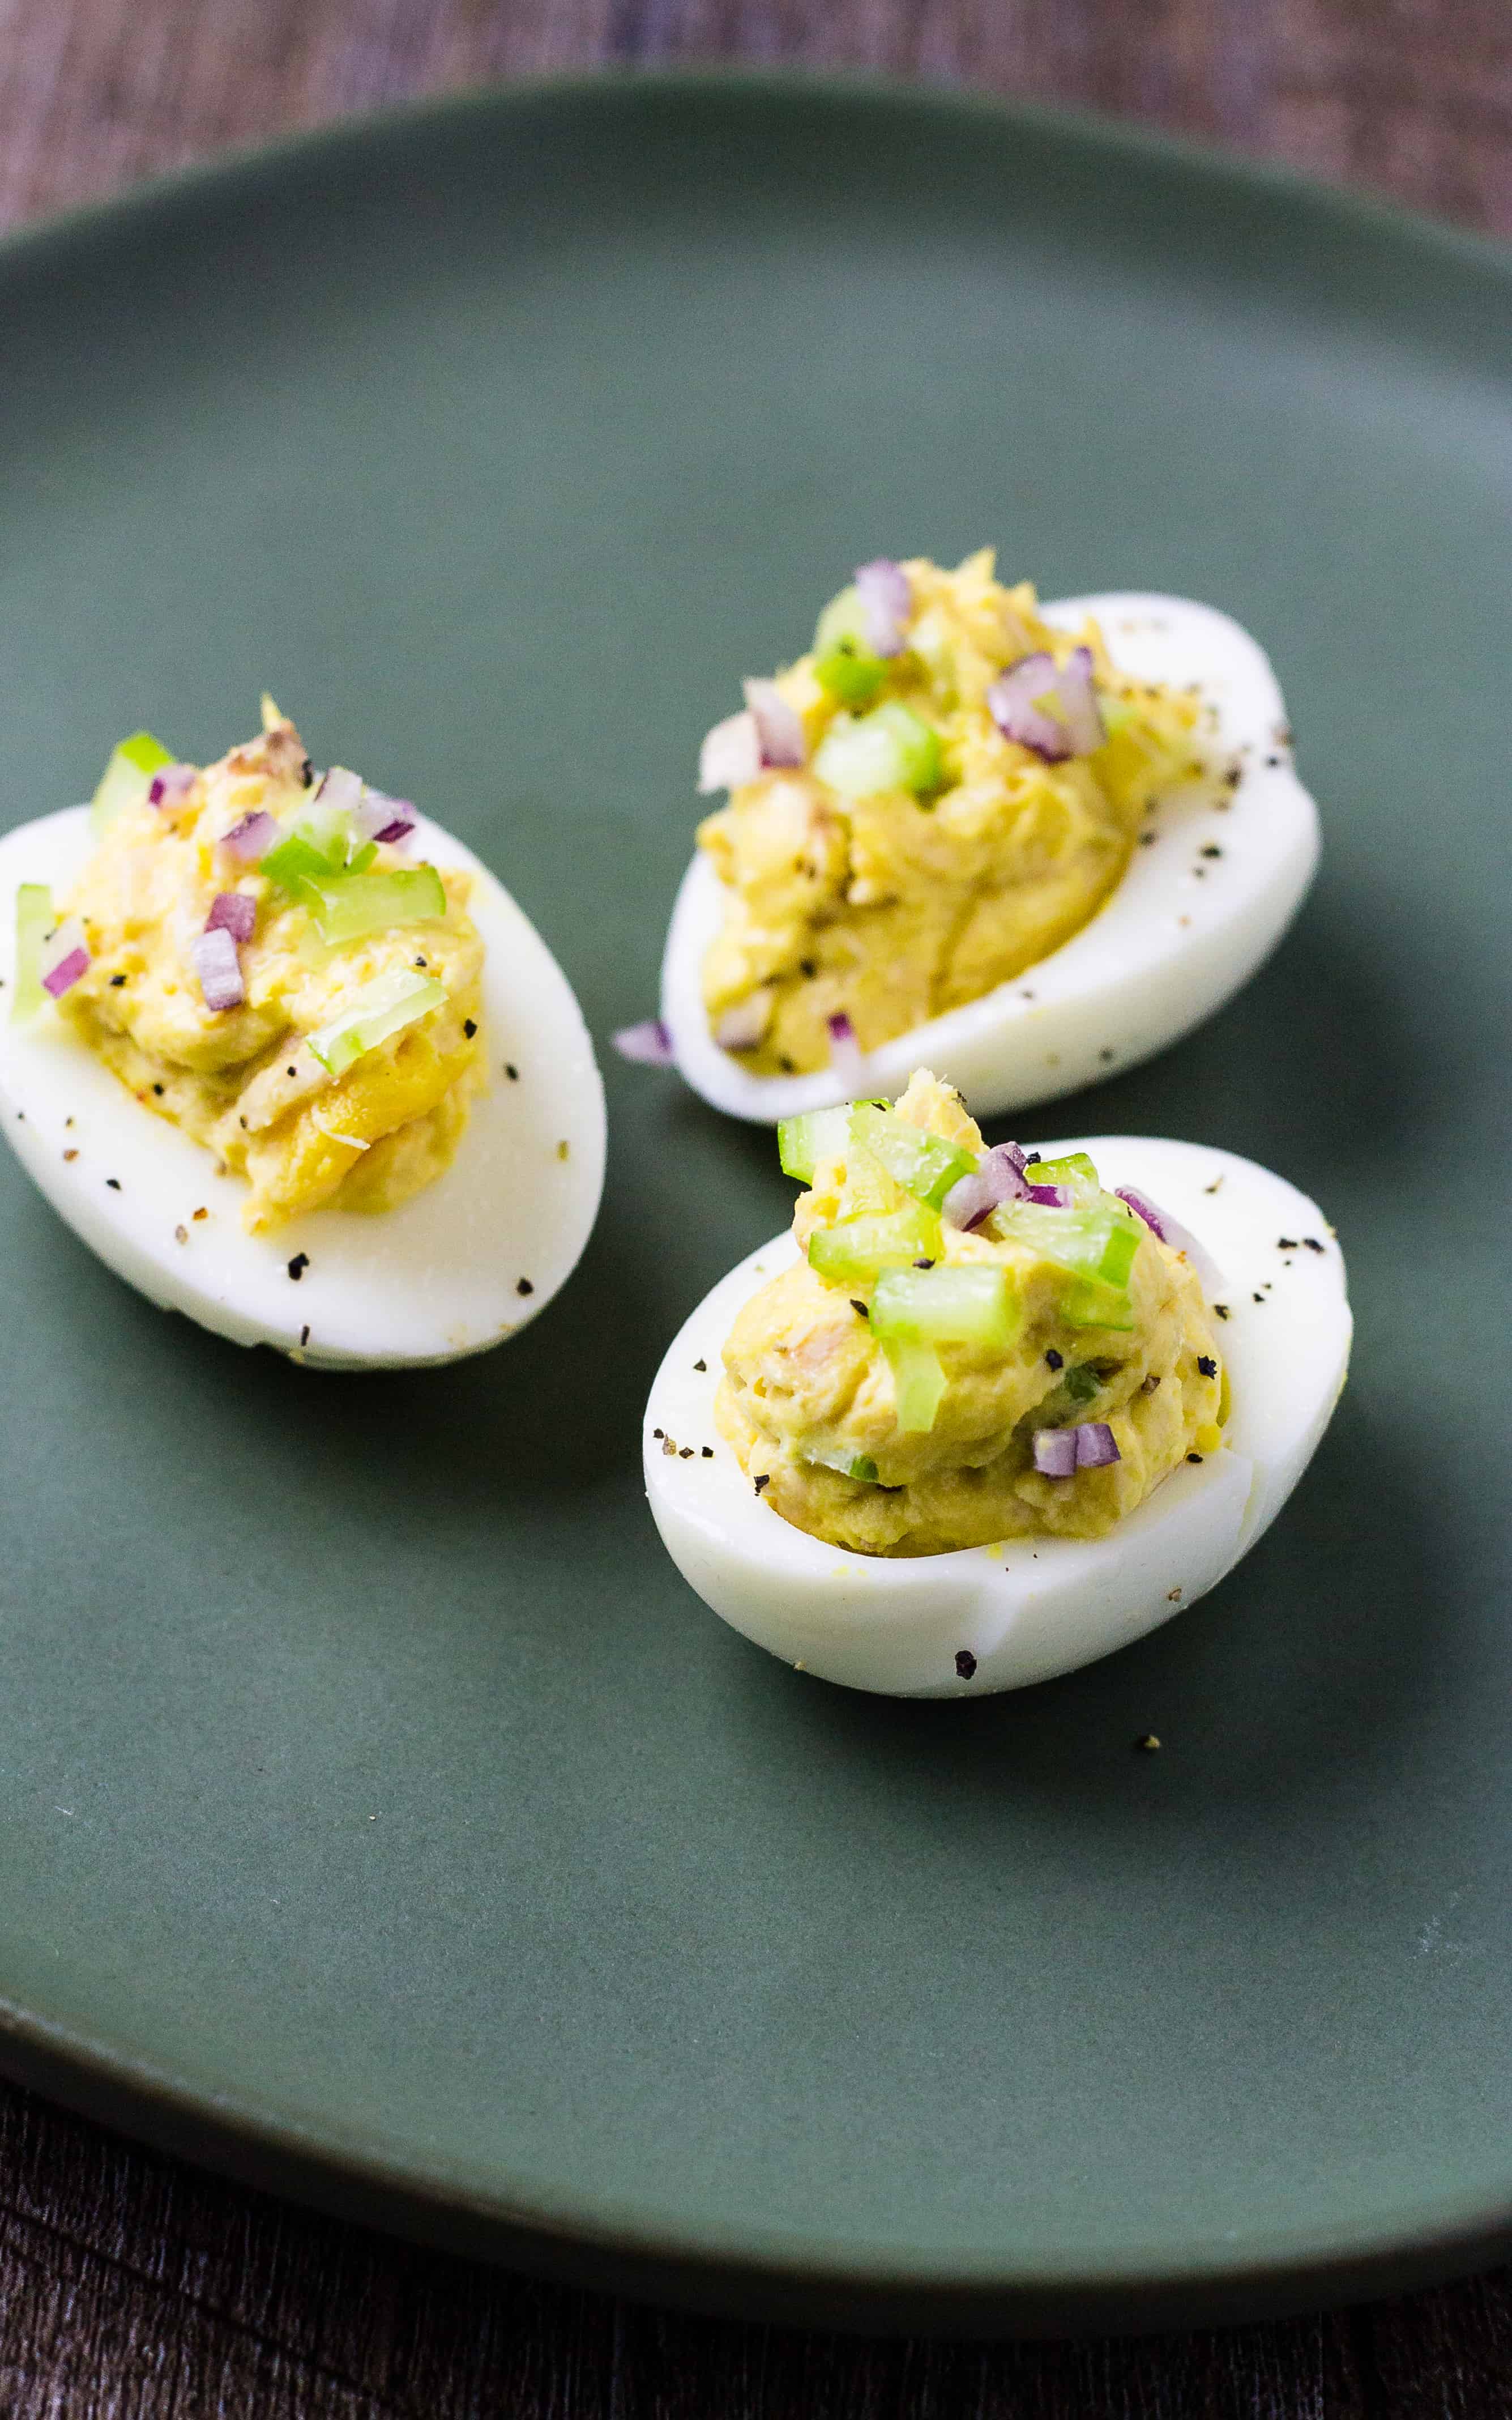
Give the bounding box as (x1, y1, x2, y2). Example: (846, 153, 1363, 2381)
(644, 1138, 1349, 1698)
(0, 806, 606, 1369)
(660, 594, 1318, 1123)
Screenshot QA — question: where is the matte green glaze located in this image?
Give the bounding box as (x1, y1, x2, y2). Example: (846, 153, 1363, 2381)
(1, 76, 1509, 2334)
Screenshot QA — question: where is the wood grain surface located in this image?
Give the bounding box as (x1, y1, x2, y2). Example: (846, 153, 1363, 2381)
(3, 2, 1512, 2413)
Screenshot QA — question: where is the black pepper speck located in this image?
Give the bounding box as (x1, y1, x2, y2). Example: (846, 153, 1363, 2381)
(1197, 1355, 1216, 1378)
(693, 1359, 707, 1373)
(1045, 1349, 1063, 1370)
(850, 1300, 868, 1319)
(105, 1178, 121, 1191)
(287, 1252, 309, 1281)
(1304, 1236, 1325, 1254)
(505, 1064, 518, 1081)
(463, 1019, 477, 1039)
(955, 1650, 977, 1680)
(300, 1325, 310, 1347)
(516, 1277, 534, 1296)
(1187, 1452, 1203, 1464)
(754, 1475, 770, 1494)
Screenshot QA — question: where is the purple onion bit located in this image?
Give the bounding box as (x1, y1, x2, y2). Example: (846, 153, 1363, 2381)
(191, 926, 245, 1012)
(612, 1017, 674, 1066)
(316, 765, 364, 819)
(827, 1010, 864, 1088)
(353, 788, 418, 846)
(853, 558, 912, 658)
(220, 809, 277, 863)
(41, 945, 89, 1000)
(206, 891, 256, 943)
(1056, 646, 1106, 753)
(698, 710, 764, 795)
(742, 679, 806, 770)
(147, 764, 198, 809)
(1033, 1427, 1078, 1479)
(1074, 1421, 1120, 1469)
(988, 653, 1070, 761)
(1115, 1187, 1167, 1241)
(988, 646, 1107, 762)
(1024, 1181, 1071, 1208)
(1033, 1420, 1121, 1479)
(942, 1140, 1031, 1232)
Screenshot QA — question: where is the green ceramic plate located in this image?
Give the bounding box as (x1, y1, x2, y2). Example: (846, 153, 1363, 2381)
(1, 75, 1509, 2336)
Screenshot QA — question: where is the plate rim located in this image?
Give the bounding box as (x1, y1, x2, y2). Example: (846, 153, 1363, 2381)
(3, 67, 1511, 2333)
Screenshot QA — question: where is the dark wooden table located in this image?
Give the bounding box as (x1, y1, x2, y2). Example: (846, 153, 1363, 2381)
(5, 4, 1512, 2412)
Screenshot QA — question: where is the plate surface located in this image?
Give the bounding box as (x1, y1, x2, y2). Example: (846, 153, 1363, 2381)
(1, 75, 1509, 2334)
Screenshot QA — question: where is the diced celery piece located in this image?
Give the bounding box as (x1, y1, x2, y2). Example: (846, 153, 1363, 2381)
(1063, 1363, 1103, 1403)
(838, 1139, 898, 1216)
(806, 1206, 942, 1287)
(814, 648, 888, 708)
(997, 1199, 1140, 1286)
(262, 831, 340, 892)
(89, 731, 174, 837)
(11, 883, 53, 1021)
(777, 1104, 851, 1184)
(886, 1339, 946, 1434)
(1028, 1151, 1099, 1191)
(871, 1264, 1018, 1354)
(813, 701, 942, 799)
(802, 1441, 880, 1485)
(346, 840, 379, 877)
(297, 866, 446, 946)
(306, 969, 446, 1076)
(849, 1103, 977, 1210)
(1061, 1279, 1137, 1333)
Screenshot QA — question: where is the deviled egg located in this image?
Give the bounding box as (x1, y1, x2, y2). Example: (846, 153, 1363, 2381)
(645, 1072, 1349, 1696)
(0, 705, 605, 1367)
(647, 552, 1318, 1120)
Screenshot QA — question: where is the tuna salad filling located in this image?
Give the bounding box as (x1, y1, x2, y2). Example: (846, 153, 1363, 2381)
(50, 701, 484, 1232)
(697, 551, 1206, 1076)
(716, 1070, 1225, 1556)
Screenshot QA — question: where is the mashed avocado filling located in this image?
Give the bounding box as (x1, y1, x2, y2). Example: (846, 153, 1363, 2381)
(698, 552, 1206, 1075)
(716, 1072, 1225, 1557)
(59, 703, 485, 1232)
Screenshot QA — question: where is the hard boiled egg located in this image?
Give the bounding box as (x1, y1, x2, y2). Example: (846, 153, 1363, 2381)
(659, 595, 1318, 1122)
(0, 804, 605, 1369)
(644, 1137, 1349, 1697)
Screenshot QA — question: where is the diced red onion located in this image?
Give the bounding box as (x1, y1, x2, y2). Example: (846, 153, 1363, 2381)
(942, 1140, 1031, 1232)
(1056, 646, 1106, 753)
(742, 679, 807, 770)
(612, 1017, 674, 1066)
(698, 710, 763, 794)
(207, 891, 256, 943)
(1024, 1181, 1071, 1208)
(316, 766, 364, 819)
(988, 647, 1106, 762)
(1033, 1420, 1121, 1479)
(1075, 1421, 1120, 1469)
(715, 990, 773, 1052)
(988, 653, 1070, 761)
(353, 789, 417, 846)
(220, 809, 277, 862)
(191, 926, 245, 1012)
(41, 936, 90, 999)
(148, 764, 198, 808)
(1116, 1186, 1208, 1268)
(854, 558, 911, 658)
(1033, 1428, 1078, 1478)
(827, 1010, 864, 1089)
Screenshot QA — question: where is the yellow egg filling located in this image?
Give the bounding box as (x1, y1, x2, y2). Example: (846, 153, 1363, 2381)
(716, 1071, 1224, 1556)
(58, 705, 485, 1233)
(698, 552, 1206, 1075)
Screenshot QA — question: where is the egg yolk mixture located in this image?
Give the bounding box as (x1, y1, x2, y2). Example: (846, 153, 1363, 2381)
(59, 708, 484, 1232)
(716, 1071, 1224, 1556)
(698, 552, 1206, 1075)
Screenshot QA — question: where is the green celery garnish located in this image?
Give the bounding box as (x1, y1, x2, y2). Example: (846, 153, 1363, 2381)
(849, 1103, 977, 1210)
(812, 587, 889, 707)
(777, 1104, 851, 1184)
(1028, 1151, 1099, 1190)
(1063, 1363, 1103, 1404)
(802, 1441, 880, 1485)
(297, 866, 446, 947)
(886, 1340, 946, 1434)
(11, 883, 53, 1021)
(870, 1264, 1018, 1354)
(813, 701, 942, 799)
(807, 1207, 942, 1287)
(262, 830, 343, 891)
(1061, 1280, 1138, 1333)
(89, 731, 174, 837)
(306, 969, 446, 1076)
